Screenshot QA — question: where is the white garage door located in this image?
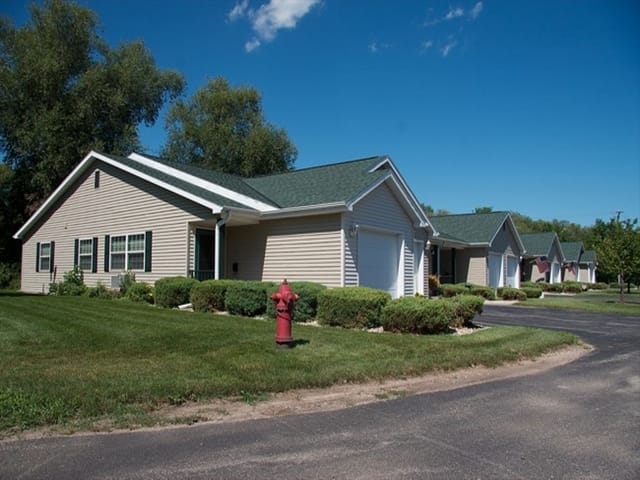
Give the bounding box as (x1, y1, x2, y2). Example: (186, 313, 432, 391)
(506, 256, 519, 288)
(358, 230, 400, 297)
(488, 253, 503, 288)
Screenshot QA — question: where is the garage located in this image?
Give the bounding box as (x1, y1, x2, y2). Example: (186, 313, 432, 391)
(488, 253, 503, 287)
(506, 256, 519, 288)
(358, 229, 400, 297)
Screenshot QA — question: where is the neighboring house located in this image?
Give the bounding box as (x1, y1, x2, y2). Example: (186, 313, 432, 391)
(578, 249, 597, 283)
(429, 212, 525, 288)
(14, 151, 433, 298)
(520, 232, 565, 284)
(560, 241, 584, 281)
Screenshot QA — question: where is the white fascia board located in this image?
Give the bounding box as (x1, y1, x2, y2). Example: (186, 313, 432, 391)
(259, 202, 348, 220)
(487, 214, 526, 255)
(128, 153, 278, 212)
(367, 156, 434, 231)
(13, 151, 222, 240)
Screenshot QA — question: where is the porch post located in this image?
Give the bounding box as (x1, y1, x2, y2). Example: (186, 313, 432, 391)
(214, 221, 221, 280)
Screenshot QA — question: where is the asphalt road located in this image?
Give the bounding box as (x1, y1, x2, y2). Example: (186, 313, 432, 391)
(1, 306, 639, 480)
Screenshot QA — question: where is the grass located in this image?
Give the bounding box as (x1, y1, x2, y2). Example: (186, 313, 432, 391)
(0, 293, 578, 435)
(517, 290, 640, 316)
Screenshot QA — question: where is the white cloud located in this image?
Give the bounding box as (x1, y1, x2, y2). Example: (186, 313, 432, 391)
(251, 0, 321, 42)
(420, 40, 434, 54)
(245, 38, 261, 52)
(228, 0, 249, 22)
(369, 41, 378, 53)
(470, 2, 483, 20)
(445, 7, 464, 20)
(440, 40, 458, 57)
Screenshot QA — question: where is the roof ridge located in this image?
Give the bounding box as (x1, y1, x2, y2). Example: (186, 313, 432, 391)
(251, 155, 386, 180)
(433, 210, 510, 218)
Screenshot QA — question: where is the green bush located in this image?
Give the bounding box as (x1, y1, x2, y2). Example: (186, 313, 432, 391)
(522, 280, 549, 291)
(0, 263, 20, 290)
(381, 297, 454, 334)
(317, 287, 391, 329)
(118, 271, 137, 296)
(451, 295, 484, 327)
(498, 287, 527, 301)
(190, 279, 236, 313)
(546, 283, 563, 292)
(440, 284, 469, 298)
(266, 281, 327, 322)
(468, 285, 496, 300)
(49, 266, 86, 296)
(86, 282, 119, 299)
(561, 281, 584, 293)
(224, 281, 274, 317)
(521, 287, 543, 298)
(154, 276, 199, 308)
(593, 282, 609, 290)
(126, 282, 153, 303)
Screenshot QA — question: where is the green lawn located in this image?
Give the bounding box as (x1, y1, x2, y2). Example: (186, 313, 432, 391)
(518, 291, 640, 316)
(0, 293, 578, 435)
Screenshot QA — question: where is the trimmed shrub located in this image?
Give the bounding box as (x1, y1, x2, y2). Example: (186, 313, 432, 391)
(154, 276, 199, 308)
(468, 285, 496, 300)
(190, 279, 236, 313)
(561, 281, 584, 293)
(546, 283, 563, 292)
(498, 287, 527, 301)
(381, 297, 454, 334)
(451, 295, 484, 327)
(126, 282, 153, 303)
(440, 284, 469, 298)
(266, 281, 327, 322)
(593, 282, 609, 290)
(86, 282, 119, 299)
(317, 287, 391, 329)
(521, 286, 543, 298)
(224, 281, 274, 317)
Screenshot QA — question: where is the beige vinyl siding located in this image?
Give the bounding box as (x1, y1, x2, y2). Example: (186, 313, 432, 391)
(225, 214, 342, 287)
(345, 181, 419, 296)
(21, 162, 214, 293)
(456, 249, 487, 286)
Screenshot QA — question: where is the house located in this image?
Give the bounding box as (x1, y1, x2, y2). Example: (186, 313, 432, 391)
(520, 232, 565, 284)
(14, 151, 433, 298)
(429, 212, 525, 288)
(560, 241, 584, 281)
(578, 249, 597, 283)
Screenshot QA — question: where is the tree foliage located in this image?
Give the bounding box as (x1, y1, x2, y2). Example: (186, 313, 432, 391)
(162, 77, 297, 177)
(591, 217, 640, 294)
(0, 0, 184, 262)
(0, 0, 184, 201)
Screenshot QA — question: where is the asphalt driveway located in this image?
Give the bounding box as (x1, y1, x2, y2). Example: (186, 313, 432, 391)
(1, 306, 638, 479)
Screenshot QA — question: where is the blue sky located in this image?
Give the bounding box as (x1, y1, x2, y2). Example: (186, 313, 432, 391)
(4, 1, 639, 226)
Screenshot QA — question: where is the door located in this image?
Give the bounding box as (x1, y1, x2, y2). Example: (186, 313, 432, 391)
(195, 228, 215, 280)
(358, 230, 400, 297)
(506, 256, 519, 288)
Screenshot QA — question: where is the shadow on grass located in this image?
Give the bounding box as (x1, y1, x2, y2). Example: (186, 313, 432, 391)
(0, 290, 38, 297)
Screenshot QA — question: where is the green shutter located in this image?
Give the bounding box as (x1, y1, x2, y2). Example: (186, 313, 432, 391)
(73, 239, 79, 267)
(36, 242, 40, 272)
(104, 235, 110, 272)
(92, 237, 98, 273)
(144, 231, 152, 272)
(49, 241, 55, 273)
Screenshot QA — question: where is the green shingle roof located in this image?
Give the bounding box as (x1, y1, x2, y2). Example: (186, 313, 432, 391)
(561, 242, 584, 262)
(581, 249, 596, 264)
(103, 154, 249, 209)
(520, 232, 559, 257)
(431, 212, 511, 244)
(245, 156, 389, 208)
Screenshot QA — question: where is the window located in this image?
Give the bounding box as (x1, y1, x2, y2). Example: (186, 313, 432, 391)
(94, 170, 100, 188)
(110, 233, 146, 271)
(78, 239, 94, 271)
(39, 242, 51, 272)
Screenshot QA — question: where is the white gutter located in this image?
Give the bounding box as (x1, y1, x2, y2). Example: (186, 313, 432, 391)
(259, 202, 349, 219)
(214, 211, 231, 280)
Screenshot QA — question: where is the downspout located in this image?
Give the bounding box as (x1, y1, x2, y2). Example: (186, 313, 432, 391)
(214, 210, 231, 280)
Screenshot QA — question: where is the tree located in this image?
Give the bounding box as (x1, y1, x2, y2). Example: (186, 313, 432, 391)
(592, 217, 640, 298)
(0, 0, 184, 262)
(474, 206, 493, 214)
(162, 77, 297, 176)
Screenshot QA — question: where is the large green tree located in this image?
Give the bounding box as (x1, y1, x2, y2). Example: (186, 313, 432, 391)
(591, 217, 640, 297)
(162, 77, 297, 176)
(0, 0, 184, 262)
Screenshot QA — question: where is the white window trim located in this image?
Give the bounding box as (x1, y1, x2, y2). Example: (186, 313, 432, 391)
(40, 242, 51, 272)
(78, 238, 94, 272)
(110, 233, 145, 272)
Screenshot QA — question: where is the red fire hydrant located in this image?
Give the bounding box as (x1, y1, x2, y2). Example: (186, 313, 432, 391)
(271, 279, 298, 347)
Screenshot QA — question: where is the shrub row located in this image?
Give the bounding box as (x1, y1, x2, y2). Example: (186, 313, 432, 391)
(49, 268, 154, 303)
(317, 287, 391, 329)
(440, 283, 496, 300)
